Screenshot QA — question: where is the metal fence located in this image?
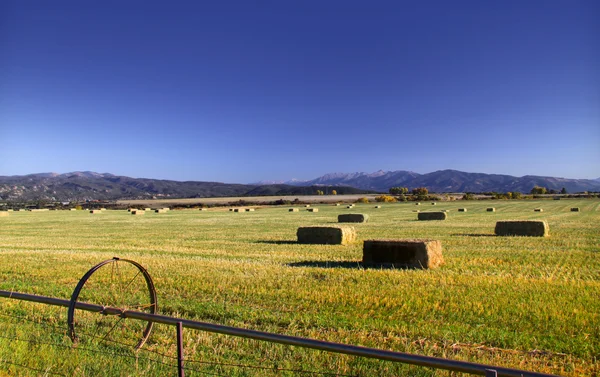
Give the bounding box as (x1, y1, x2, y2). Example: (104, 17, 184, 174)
(0, 258, 562, 377)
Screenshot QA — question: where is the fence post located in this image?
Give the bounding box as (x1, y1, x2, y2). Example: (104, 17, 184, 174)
(177, 321, 185, 377)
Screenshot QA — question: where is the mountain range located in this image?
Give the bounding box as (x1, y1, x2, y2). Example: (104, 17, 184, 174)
(0, 172, 370, 202)
(278, 170, 600, 194)
(1, 170, 599, 202)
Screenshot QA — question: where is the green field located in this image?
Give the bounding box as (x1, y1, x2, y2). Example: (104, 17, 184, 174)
(0, 199, 598, 376)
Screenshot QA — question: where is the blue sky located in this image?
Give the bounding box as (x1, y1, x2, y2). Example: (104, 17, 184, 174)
(1, 1, 599, 182)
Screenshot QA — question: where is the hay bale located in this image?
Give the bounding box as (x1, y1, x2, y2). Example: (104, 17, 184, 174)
(289, 208, 299, 212)
(234, 209, 243, 212)
(70, 208, 77, 211)
(346, 205, 354, 209)
(431, 203, 436, 205)
(127, 208, 133, 212)
(415, 203, 421, 206)
(305, 204, 311, 208)
(131, 210, 145, 215)
(338, 214, 369, 223)
(374, 205, 381, 209)
(413, 210, 421, 213)
(199, 208, 207, 211)
(144, 208, 151, 211)
(0, 212, 9, 217)
(495, 220, 549, 237)
(458, 208, 467, 212)
(534, 208, 543, 212)
(307, 208, 319, 212)
(417, 212, 447, 221)
(89, 210, 101, 214)
(334, 203, 340, 206)
(363, 239, 443, 269)
(229, 208, 234, 211)
(155, 209, 167, 213)
(248, 208, 255, 212)
(487, 208, 496, 212)
(297, 226, 356, 245)
(100, 208, 106, 211)
(571, 207, 580, 212)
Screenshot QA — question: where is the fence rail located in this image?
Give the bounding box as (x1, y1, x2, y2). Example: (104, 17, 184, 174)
(0, 289, 560, 377)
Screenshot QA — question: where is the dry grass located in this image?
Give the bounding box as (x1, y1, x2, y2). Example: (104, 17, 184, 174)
(0, 199, 598, 376)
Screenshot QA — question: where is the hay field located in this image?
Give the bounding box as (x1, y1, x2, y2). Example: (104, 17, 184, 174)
(0, 199, 598, 376)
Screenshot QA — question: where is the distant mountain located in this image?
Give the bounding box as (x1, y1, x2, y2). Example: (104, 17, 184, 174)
(286, 169, 600, 193)
(1, 169, 599, 202)
(0, 172, 372, 202)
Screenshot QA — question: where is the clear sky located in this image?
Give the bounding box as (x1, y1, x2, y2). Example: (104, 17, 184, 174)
(1, 1, 599, 182)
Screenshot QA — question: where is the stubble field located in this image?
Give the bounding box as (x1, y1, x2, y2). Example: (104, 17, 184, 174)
(0, 199, 598, 376)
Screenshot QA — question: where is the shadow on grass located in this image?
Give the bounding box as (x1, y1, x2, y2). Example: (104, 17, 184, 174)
(287, 261, 411, 270)
(255, 240, 298, 245)
(452, 233, 497, 237)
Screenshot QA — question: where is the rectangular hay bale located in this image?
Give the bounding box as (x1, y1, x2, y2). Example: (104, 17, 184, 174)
(89, 210, 101, 214)
(338, 214, 369, 223)
(307, 208, 319, 212)
(534, 208, 543, 212)
(363, 239, 443, 269)
(131, 210, 145, 215)
(458, 208, 467, 212)
(487, 208, 496, 212)
(571, 207, 580, 212)
(155, 209, 167, 213)
(417, 212, 447, 221)
(289, 208, 299, 212)
(495, 220, 549, 237)
(297, 226, 356, 245)
(374, 205, 381, 208)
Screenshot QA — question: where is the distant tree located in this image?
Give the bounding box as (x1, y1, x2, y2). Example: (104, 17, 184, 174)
(548, 189, 557, 195)
(560, 187, 567, 194)
(530, 186, 547, 195)
(510, 191, 522, 199)
(412, 187, 429, 196)
(375, 195, 397, 203)
(389, 187, 409, 195)
(462, 193, 475, 200)
(316, 190, 324, 195)
(356, 197, 370, 203)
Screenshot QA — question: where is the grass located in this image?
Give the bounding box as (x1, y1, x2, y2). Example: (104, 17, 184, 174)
(0, 199, 599, 376)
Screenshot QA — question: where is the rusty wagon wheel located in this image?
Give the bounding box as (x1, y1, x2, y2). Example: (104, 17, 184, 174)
(68, 257, 157, 350)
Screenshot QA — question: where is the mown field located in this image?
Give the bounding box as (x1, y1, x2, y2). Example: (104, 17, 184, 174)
(0, 199, 598, 376)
